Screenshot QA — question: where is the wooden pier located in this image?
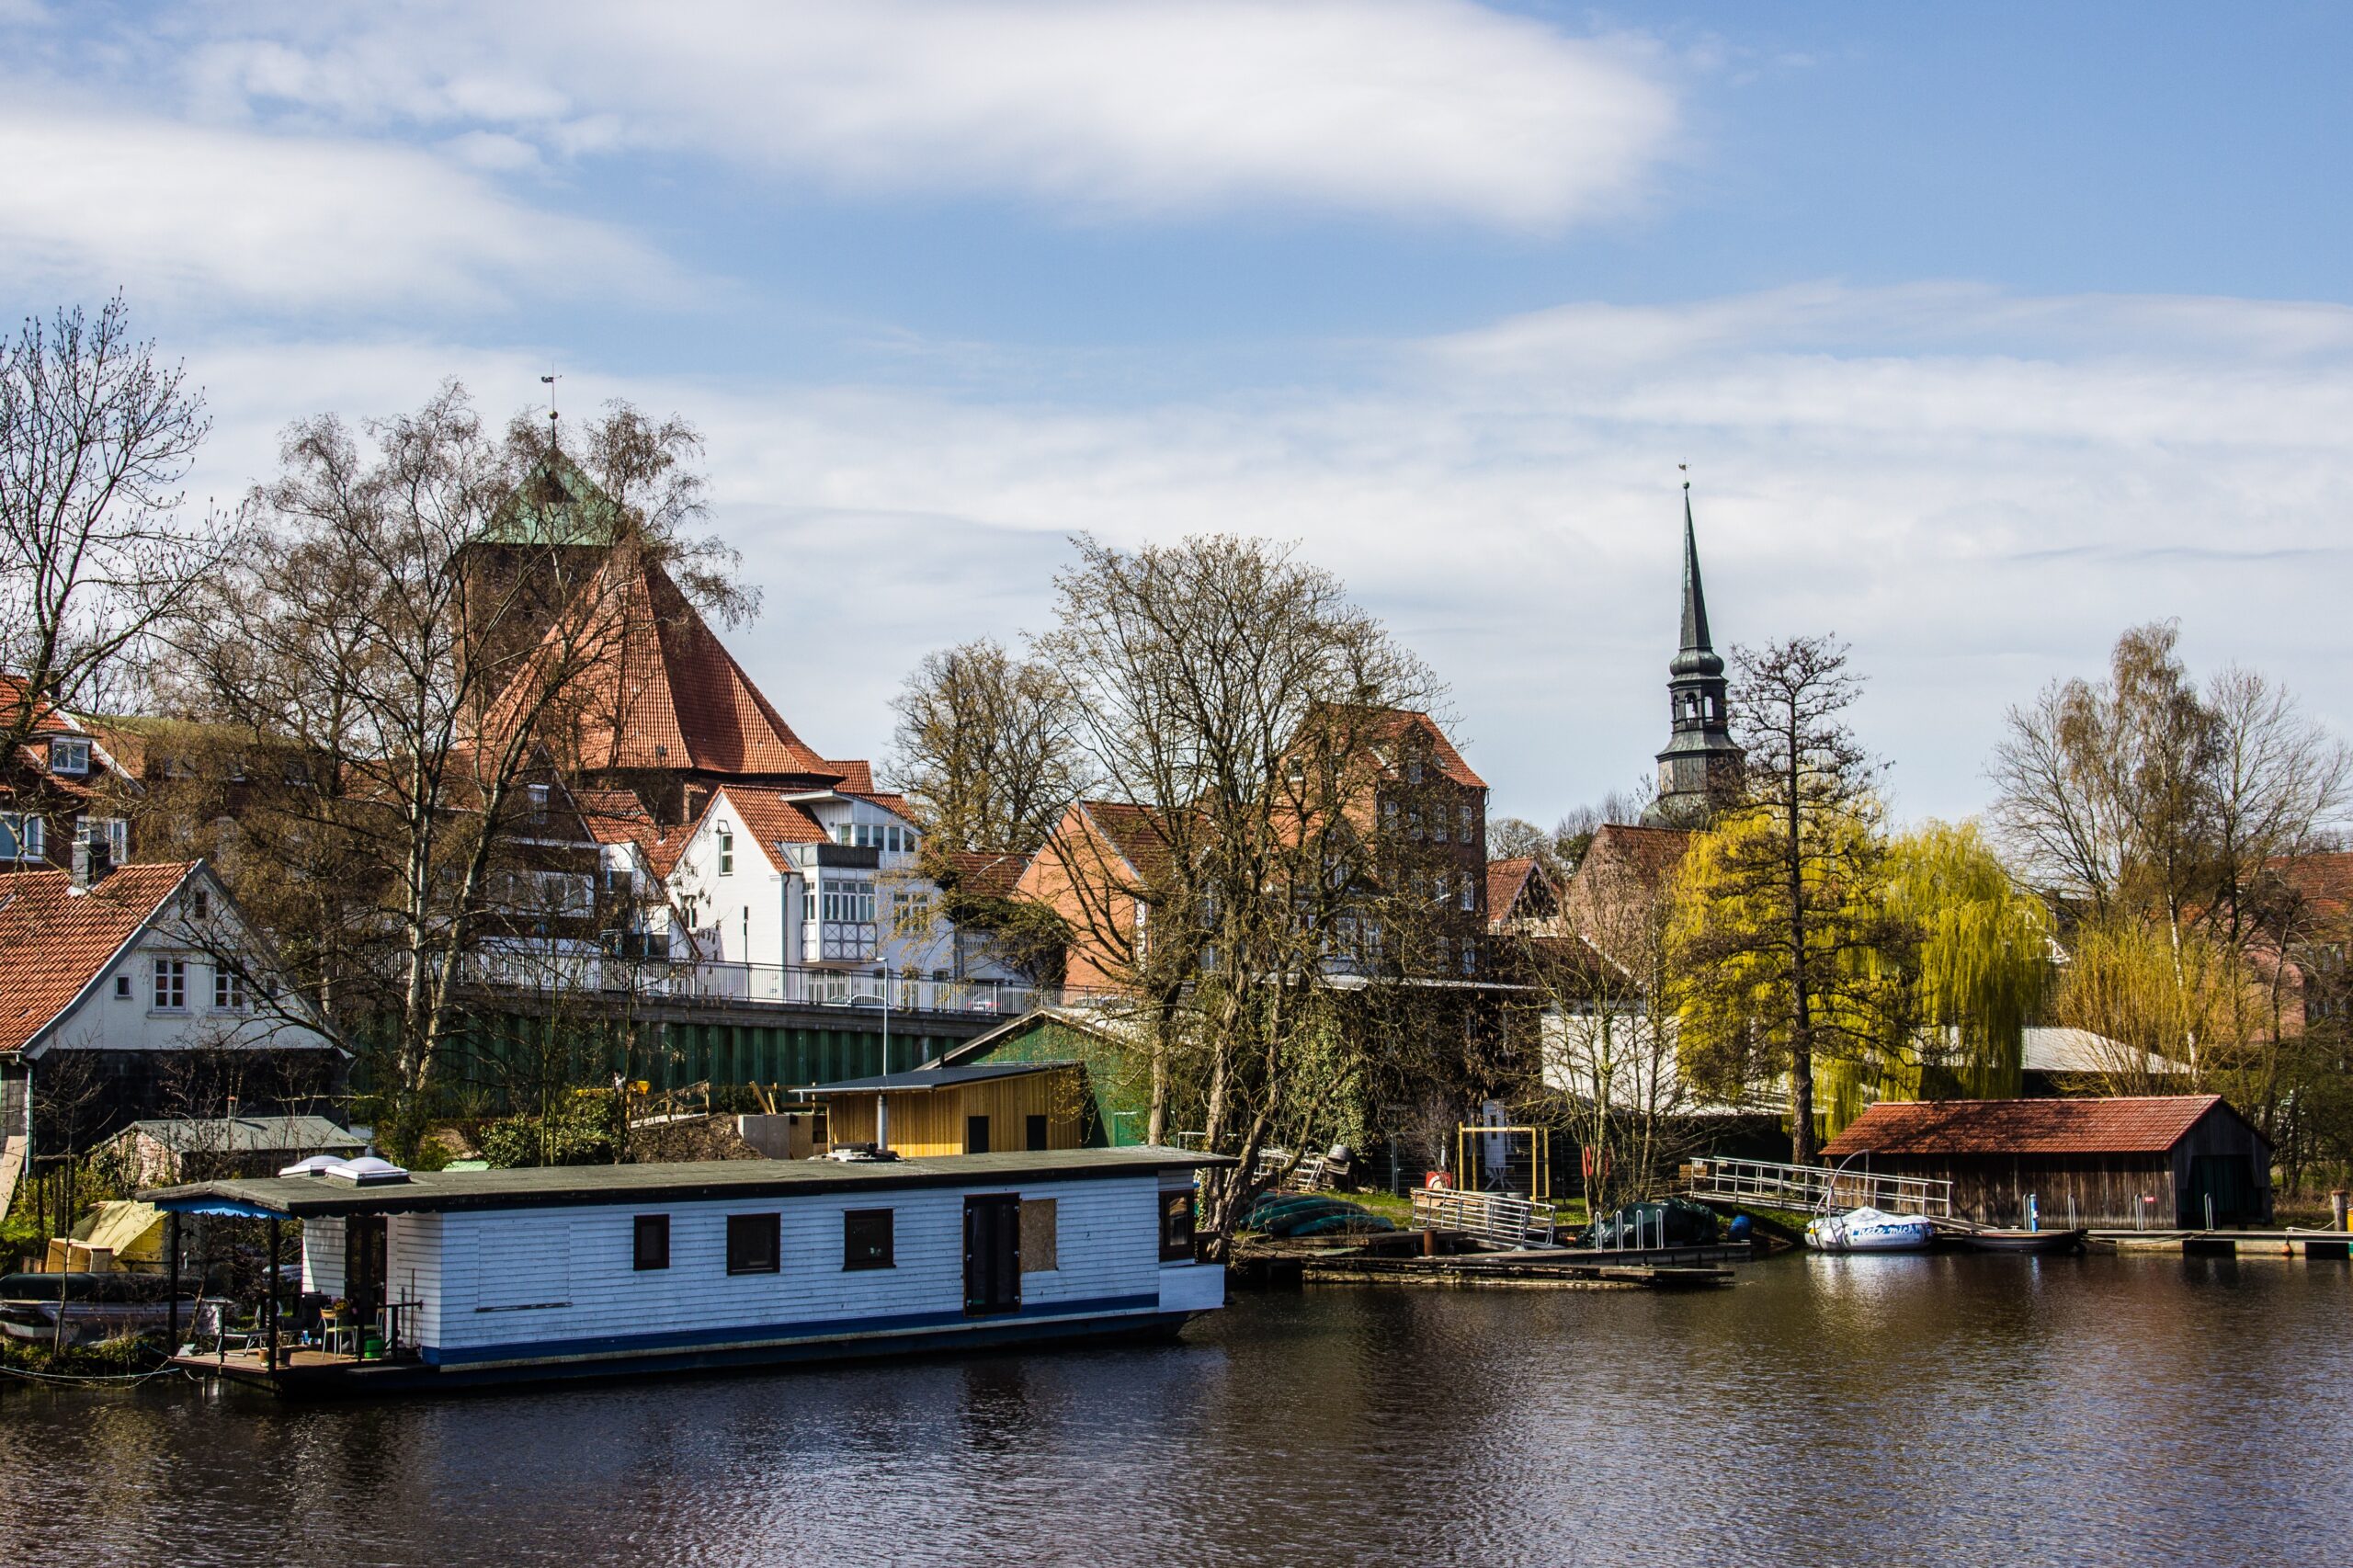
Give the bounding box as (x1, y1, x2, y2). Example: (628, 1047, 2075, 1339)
(1302, 1246, 1736, 1291)
(2086, 1228, 2352, 1258)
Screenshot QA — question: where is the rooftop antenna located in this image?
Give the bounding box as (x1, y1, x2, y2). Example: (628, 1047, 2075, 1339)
(540, 374, 561, 450)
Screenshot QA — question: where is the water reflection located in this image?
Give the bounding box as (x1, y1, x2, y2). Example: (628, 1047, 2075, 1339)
(1, 1255, 2347, 1566)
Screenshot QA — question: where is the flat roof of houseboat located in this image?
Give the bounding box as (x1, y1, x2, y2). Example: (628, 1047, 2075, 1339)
(142, 1145, 1233, 1219)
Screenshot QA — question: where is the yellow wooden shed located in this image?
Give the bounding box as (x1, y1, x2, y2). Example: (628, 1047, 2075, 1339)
(806, 1062, 1087, 1157)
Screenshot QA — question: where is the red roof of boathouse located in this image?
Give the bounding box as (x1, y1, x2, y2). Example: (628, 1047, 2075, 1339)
(1821, 1095, 2250, 1159)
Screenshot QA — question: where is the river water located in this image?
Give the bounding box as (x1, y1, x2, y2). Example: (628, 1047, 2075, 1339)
(3, 1252, 2347, 1567)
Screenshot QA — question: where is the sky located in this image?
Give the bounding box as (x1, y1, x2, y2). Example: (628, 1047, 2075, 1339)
(6, 1, 2350, 827)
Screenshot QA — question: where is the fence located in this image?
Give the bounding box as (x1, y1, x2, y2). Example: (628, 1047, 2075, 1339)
(1683, 1157, 1953, 1218)
(468, 950, 1083, 1018)
(1411, 1187, 1563, 1249)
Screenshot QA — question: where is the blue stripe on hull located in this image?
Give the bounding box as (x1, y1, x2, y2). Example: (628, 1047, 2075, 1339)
(421, 1291, 1165, 1369)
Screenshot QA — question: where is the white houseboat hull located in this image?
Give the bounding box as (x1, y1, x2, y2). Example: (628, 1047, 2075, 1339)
(1805, 1207, 1938, 1253)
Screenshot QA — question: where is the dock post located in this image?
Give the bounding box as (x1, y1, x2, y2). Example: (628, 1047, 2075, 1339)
(265, 1217, 279, 1373)
(2332, 1191, 2348, 1233)
(166, 1211, 182, 1349)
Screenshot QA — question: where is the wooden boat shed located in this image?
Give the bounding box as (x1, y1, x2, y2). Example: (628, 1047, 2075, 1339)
(806, 1062, 1088, 1157)
(1820, 1095, 2272, 1229)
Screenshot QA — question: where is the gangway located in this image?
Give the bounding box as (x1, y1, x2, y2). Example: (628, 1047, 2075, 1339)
(1410, 1187, 1562, 1249)
(1683, 1157, 1952, 1219)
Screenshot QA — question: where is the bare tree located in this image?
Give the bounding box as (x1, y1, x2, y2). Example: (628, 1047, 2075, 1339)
(167, 386, 733, 1154)
(1036, 534, 1447, 1252)
(888, 637, 1090, 856)
(1, 295, 235, 757)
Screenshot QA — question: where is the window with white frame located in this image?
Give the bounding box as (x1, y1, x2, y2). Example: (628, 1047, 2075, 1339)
(84, 816, 130, 861)
(153, 957, 188, 1010)
(1459, 803, 1474, 841)
(717, 824, 734, 875)
(834, 824, 853, 846)
(213, 966, 247, 1011)
(1459, 877, 1475, 912)
(819, 879, 876, 924)
(0, 813, 42, 861)
(49, 737, 91, 776)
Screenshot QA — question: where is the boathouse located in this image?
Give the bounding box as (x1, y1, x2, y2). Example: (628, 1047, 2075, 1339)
(806, 1062, 1089, 1156)
(1820, 1095, 2271, 1230)
(144, 1145, 1225, 1391)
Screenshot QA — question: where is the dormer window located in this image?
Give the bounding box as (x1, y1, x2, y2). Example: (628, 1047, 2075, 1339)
(50, 737, 90, 776)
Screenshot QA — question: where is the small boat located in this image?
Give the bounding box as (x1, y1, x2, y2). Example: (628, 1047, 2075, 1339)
(1953, 1227, 2086, 1255)
(0, 1272, 196, 1345)
(1805, 1207, 1937, 1253)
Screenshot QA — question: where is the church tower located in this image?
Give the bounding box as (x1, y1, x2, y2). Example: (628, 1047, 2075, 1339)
(1643, 485, 1742, 825)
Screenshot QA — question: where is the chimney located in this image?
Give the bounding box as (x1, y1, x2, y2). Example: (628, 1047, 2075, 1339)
(71, 832, 111, 892)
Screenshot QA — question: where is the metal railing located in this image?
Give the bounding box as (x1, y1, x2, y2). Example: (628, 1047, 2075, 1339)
(466, 951, 1122, 1018)
(1411, 1187, 1562, 1249)
(1684, 1157, 1952, 1218)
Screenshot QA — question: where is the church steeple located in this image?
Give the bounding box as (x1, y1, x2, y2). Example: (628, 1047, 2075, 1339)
(1643, 483, 1742, 825)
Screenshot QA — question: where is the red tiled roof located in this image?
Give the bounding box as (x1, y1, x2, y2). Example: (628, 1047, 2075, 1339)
(1487, 857, 1537, 924)
(0, 674, 75, 737)
(488, 553, 835, 779)
(1347, 706, 1486, 790)
(827, 759, 876, 794)
(0, 862, 194, 1053)
(2277, 851, 2353, 919)
(1081, 801, 1178, 883)
(1821, 1095, 2238, 1158)
(946, 849, 1030, 899)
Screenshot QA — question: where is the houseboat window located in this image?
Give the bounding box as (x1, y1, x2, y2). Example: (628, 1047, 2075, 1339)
(153, 957, 188, 1011)
(843, 1209, 894, 1270)
(726, 1212, 780, 1275)
(1026, 1114, 1049, 1152)
(965, 1115, 991, 1154)
(1020, 1199, 1058, 1272)
(633, 1214, 670, 1271)
(1159, 1189, 1196, 1261)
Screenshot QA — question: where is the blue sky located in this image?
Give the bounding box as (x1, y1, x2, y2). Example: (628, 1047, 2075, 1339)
(6, 1, 2350, 826)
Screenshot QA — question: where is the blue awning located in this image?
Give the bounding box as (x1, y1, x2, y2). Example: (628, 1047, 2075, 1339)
(152, 1197, 287, 1219)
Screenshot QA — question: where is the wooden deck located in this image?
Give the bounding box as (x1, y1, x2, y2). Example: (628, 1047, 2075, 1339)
(2086, 1229, 2352, 1258)
(1302, 1244, 1740, 1291)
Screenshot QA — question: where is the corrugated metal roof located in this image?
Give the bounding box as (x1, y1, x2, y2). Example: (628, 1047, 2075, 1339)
(143, 1145, 1232, 1218)
(1821, 1095, 2238, 1158)
(807, 1062, 1073, 1093)
(123, 1116, 362, 1153)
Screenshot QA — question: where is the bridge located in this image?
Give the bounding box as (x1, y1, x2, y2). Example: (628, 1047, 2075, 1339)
(1681, 1157, 1954, 1220)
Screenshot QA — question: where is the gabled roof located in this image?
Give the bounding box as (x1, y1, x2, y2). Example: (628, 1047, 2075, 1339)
(1574, 823, 1694, 891)
(0, 673, 75, 738)
(1345, 706, 1486, 790)
(1487, 856, 1559, 926)
(2276, 851, 2353, 920)
(489, 551, 834, 779)
(1076, 801, 1178, 883)
(1820, 1095, 2253, 1158)
(0, 862, 197, 1053)
(945, 849, 1031, 900)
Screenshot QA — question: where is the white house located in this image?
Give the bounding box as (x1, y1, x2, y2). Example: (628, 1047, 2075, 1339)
(666, 785, 1024, 995)
(0, 853, 345, 1215)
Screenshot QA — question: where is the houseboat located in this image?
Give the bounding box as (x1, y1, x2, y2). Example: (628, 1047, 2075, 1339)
(142, 1145, 1228, 1396)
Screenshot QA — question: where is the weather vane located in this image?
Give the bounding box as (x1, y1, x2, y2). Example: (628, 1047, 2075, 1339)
(1679, 461, 1688, 491)
(540, 374, 561, 441)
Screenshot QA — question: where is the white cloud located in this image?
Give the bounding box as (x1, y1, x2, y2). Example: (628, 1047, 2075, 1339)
(175, 0, 1678, 227)
(0, 100, 671, 312)
(167, 283, 2353, 825)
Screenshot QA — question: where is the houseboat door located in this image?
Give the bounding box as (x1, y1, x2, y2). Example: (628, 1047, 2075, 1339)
(963, 1195, 1020, 1315)
(345, 1214, 388, 1324)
